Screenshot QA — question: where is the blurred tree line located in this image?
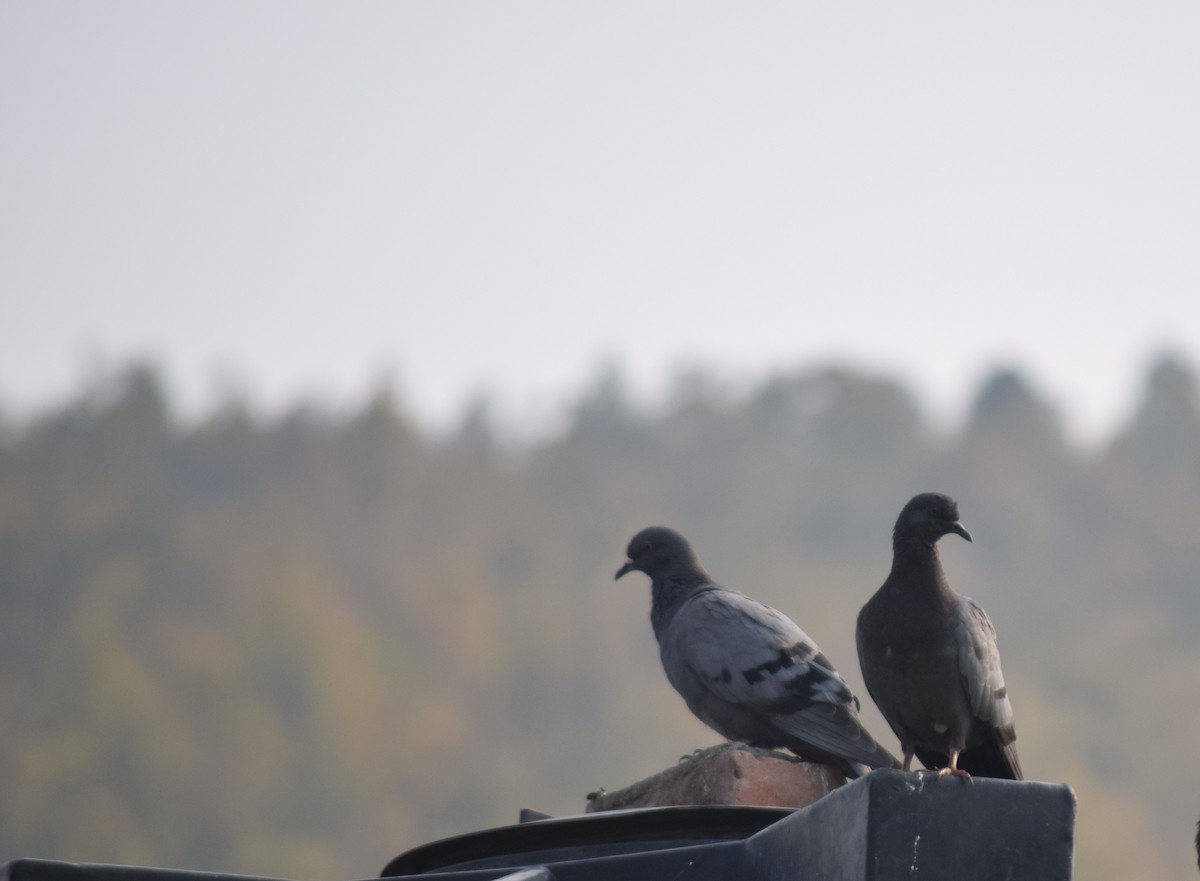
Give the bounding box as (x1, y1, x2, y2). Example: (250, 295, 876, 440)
(2, 354, 1200, 881)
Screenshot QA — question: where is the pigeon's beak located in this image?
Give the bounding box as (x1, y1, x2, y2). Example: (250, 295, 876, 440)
(615, 560, 635, 580)
(949, 522, 973, 543)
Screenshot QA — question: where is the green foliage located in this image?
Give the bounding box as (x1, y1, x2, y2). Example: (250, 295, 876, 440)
(2, 355, 1200, 880)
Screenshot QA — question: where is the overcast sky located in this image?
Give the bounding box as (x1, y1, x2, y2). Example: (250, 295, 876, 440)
(2, 2, 1198, 440)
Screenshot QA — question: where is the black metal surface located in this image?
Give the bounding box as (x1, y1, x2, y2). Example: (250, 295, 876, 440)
(380, 805, 791, 875)
(4, 771, 1076, 881)
(381, 770, 1076, 880)
(484, 871, 553, 881)
(2, 861, 294, 881)
(745, 769, 1076, 881)
(863, 771, 1076, 880)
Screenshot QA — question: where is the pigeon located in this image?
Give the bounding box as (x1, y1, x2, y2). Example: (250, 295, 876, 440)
(616, 526, 899, 779)
(856, 493, 1022, 780)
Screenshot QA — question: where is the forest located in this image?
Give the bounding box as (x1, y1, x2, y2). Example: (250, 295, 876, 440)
(2, 354, 1199, 881)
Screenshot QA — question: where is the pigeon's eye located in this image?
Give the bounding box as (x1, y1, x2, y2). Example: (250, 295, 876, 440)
(636, 541, 652, 557)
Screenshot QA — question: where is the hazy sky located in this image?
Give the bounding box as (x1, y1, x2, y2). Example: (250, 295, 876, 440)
(2, 2, 1198, 440)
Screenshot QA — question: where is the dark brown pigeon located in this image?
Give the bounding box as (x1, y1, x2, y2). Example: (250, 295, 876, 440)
(856, 493, 1022, 780)
(616, 526, 899, 779)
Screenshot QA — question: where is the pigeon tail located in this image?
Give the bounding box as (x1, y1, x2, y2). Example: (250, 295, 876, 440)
(915, 735, 1022, 780)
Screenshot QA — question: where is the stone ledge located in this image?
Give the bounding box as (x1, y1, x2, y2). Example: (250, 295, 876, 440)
(585, 742, 846, 812)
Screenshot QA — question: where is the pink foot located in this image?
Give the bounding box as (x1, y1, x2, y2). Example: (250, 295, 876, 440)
(936, 766, 973, 782)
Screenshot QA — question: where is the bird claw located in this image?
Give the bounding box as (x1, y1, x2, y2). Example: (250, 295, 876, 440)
(935, 766, 973, 783)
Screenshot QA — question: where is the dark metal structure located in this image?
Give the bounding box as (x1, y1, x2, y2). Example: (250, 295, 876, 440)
(5, 770, 1075, 881)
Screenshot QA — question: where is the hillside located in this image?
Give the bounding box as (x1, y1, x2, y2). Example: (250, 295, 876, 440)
(2, 355, 1199, 880)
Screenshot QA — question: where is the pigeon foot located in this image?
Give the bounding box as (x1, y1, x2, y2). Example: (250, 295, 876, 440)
(935, 766, 973, 782)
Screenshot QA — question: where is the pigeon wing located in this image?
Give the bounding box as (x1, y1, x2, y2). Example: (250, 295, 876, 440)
(664, 588, 897, 769)
(953, 596, 1022, 778)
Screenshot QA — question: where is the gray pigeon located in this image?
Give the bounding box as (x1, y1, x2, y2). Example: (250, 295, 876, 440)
(616, 526, 899, 779)
(856, 493, 1022, 780)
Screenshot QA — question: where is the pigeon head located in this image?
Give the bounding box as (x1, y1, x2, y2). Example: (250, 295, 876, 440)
(615, 526, 704, 581)
(893, 492, 973, 549)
